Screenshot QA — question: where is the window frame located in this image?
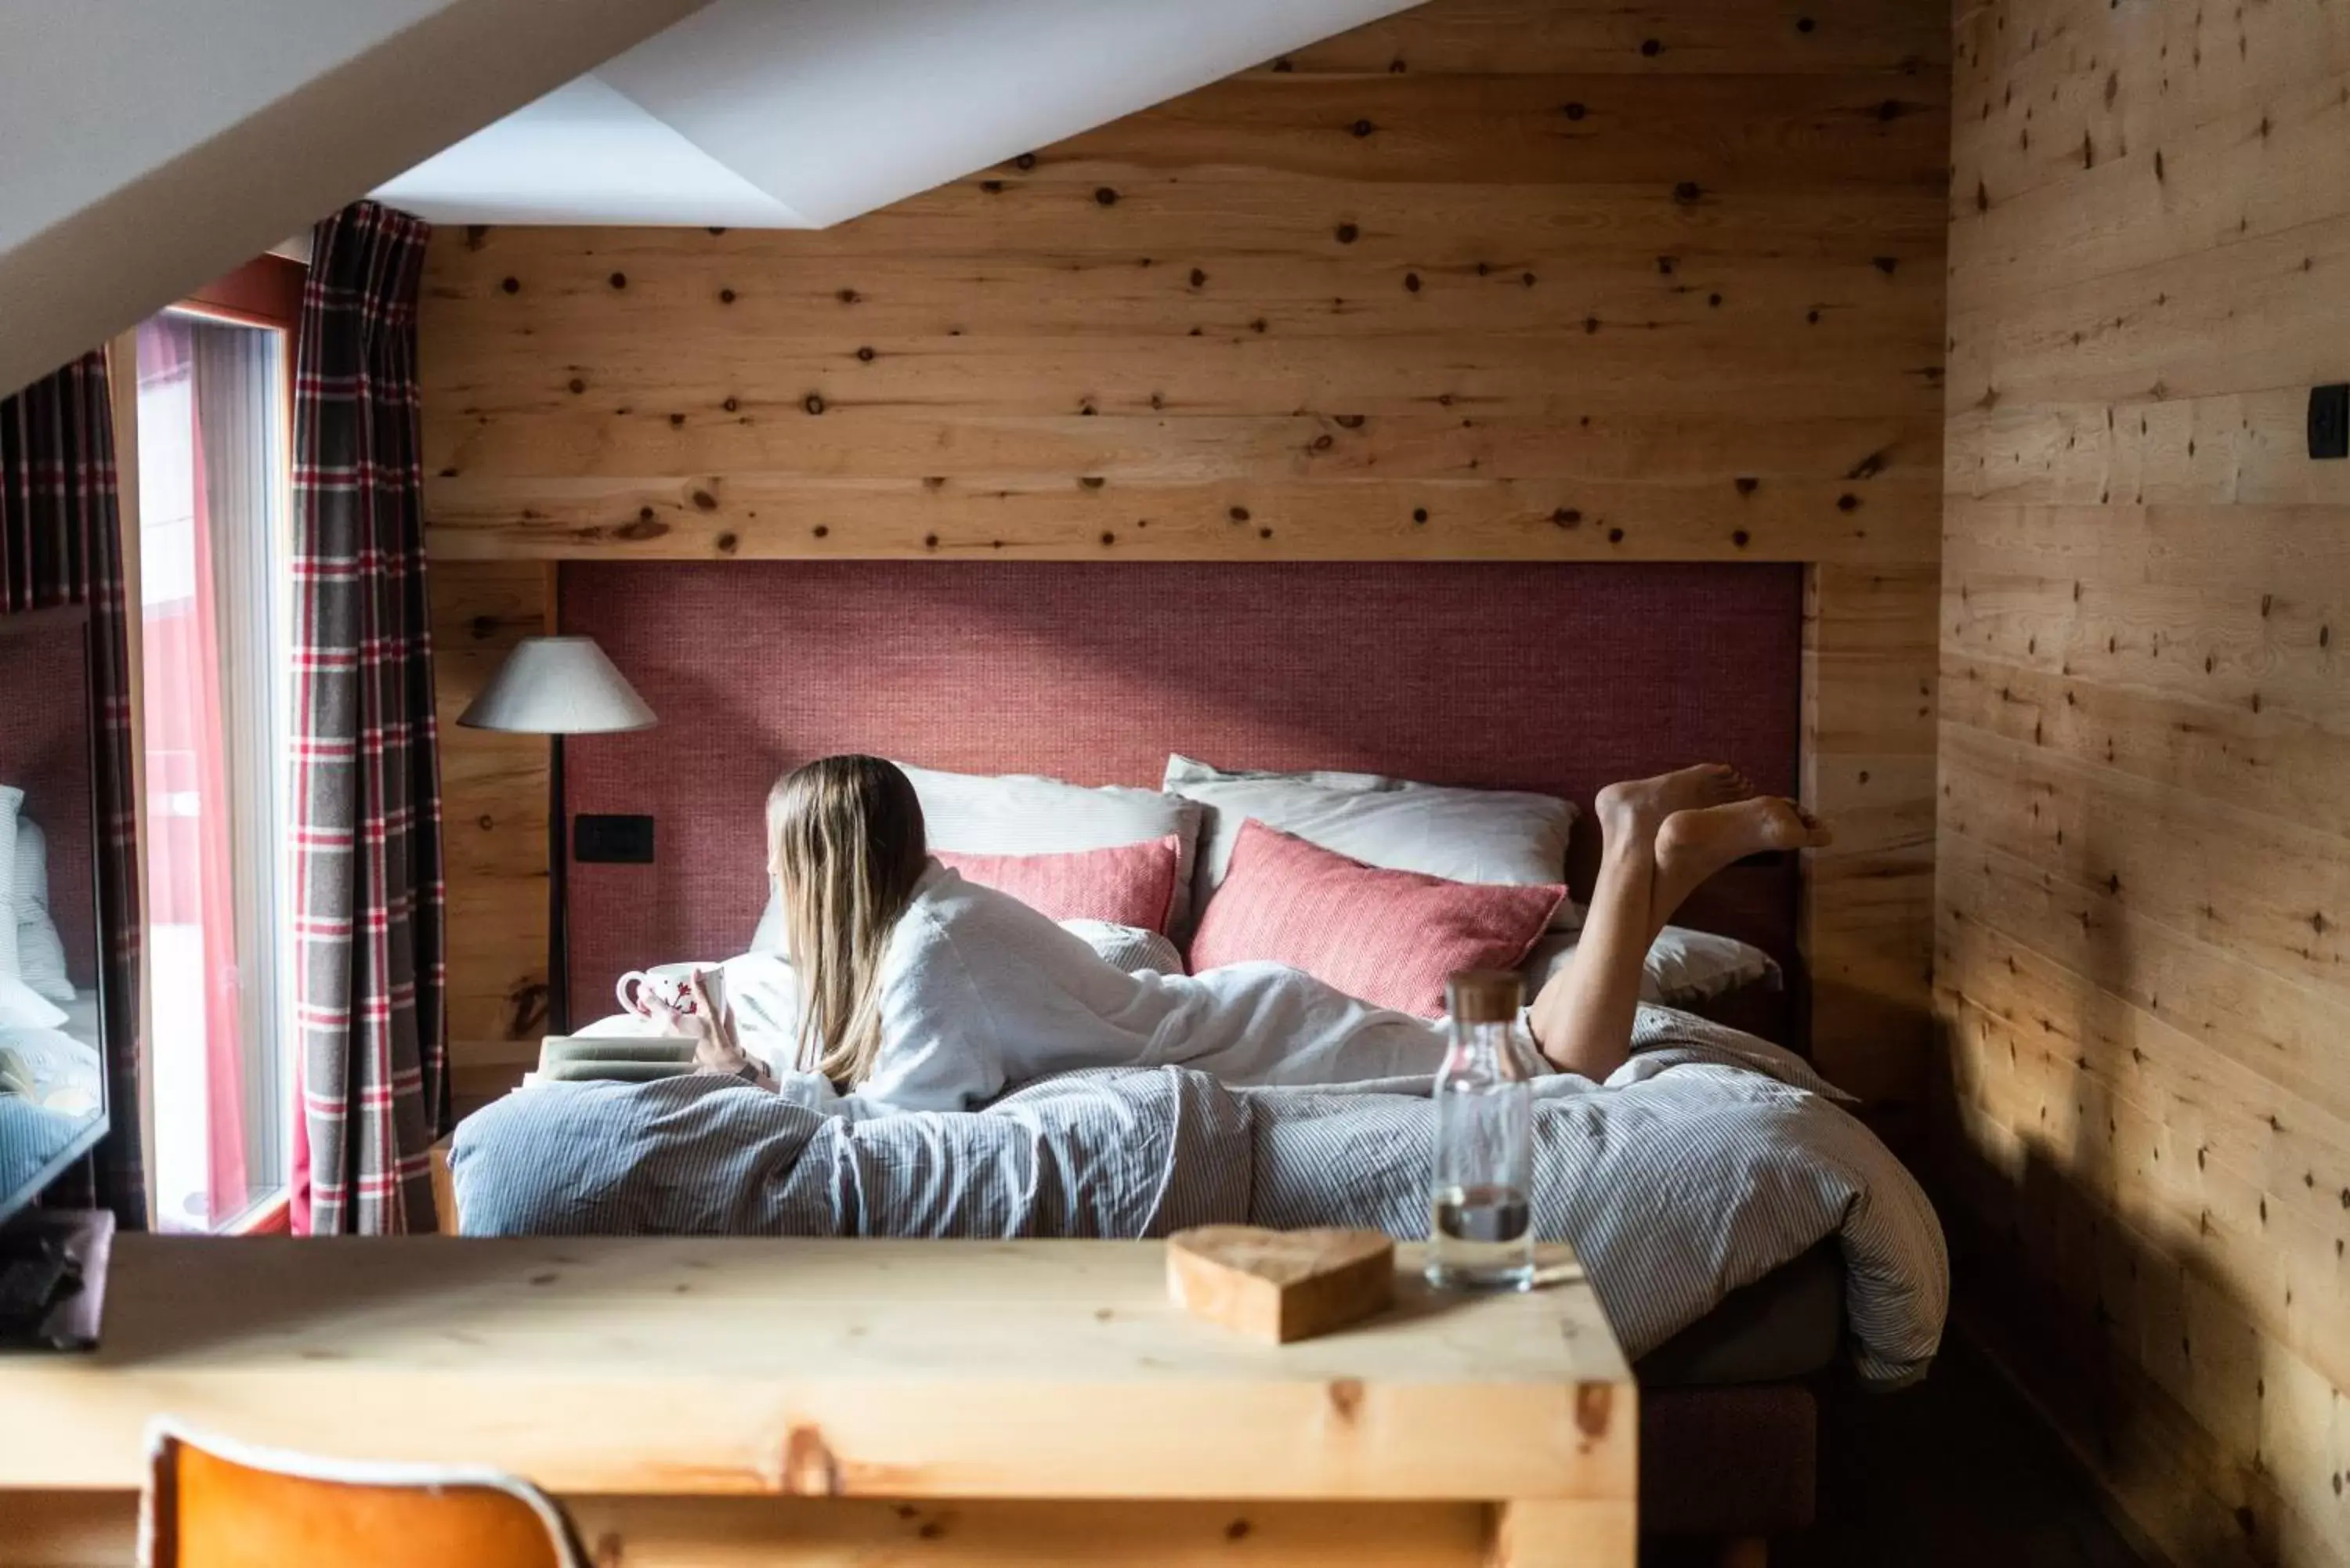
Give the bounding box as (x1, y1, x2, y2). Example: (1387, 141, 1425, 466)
(121, 253, 306, 1236)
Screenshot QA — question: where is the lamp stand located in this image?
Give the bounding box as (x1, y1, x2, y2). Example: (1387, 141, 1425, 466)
(547, 732, 570, 1038)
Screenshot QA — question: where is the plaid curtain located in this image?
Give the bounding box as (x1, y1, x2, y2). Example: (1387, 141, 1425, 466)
(290, 202, 447, 1235)
(0, 353, 146, 1227)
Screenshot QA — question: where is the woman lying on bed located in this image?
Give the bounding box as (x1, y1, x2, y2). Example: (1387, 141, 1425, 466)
(673, 754, 1828, 1115)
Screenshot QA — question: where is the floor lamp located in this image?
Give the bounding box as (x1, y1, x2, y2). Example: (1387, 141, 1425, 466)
(455, 636, 656, 1037)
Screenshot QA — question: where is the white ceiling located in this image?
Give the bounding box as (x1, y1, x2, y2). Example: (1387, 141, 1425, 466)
(373, 0, 1423, 229)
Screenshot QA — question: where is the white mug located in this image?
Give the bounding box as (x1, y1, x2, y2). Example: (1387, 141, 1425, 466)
(615, 961, 728, 1028)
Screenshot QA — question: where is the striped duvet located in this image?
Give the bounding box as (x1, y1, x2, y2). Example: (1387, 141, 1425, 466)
(449, 1005, 1947, 1387)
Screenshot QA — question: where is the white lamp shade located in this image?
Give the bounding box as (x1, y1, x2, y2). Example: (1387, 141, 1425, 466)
(456, 636, 657, 735)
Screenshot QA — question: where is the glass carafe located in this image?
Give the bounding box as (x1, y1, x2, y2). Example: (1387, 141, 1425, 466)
(1426, 970, 1535, 1291)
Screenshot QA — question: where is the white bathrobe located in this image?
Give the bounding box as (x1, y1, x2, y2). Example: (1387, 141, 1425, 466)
(612, 862, 1520, 1118)
(840, 862, 1469, 1114)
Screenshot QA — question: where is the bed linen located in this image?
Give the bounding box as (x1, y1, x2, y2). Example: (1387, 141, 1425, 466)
(450, 1004, 1947, 1388)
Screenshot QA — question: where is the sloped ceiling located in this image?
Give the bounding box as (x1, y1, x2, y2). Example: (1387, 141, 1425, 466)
(0, 0, 709, 399)
(374, 0, 1426, 229)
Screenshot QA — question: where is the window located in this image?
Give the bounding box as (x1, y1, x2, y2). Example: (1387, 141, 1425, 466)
(128, 258, 302, 1233)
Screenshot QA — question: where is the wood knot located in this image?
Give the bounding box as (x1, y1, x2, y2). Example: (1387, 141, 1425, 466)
(691, 490, 718, 511)
(1844, 449, 1888, 480)
(1014, 151, 1037, 171)
(1672, 181, 1704, 204)
(715, 533, 739, 554)
(1190, 267, 1208, 287)
(1640, 37, 1662, 56)
(1563, 102, 1587, 121)
(1326, 1378, 1365, 1422)
(836, 287, 859, 305)
(1412, 507, 1429, 523)
(1403, 272, 1422, 292)
(501, 276, 521, 294)
(719, 288, 736, 304)
(1734, 477, 1759, 496)
(1553, 508, 1582, 527)
(1094, 186, 1119, 206)
(779, 1425, 844, 1496)
(1575, 1382, 1614, 1438)
(1079, 475, 1105, 490)
(616, 517, 669, 542)
(1334, 414, 1365, 429)
(856, 346, 876, 363)
(804, 394, 826, 415)
(722, 397, 739, 413)
(1350, 119, 1375, 138)
(608, 272, 627, 290)
(567, 378, 587, 395)
(1228, 505, 1251, 522)
(1836, 493, 1860, 511)
(1335, 222, 1359, 244)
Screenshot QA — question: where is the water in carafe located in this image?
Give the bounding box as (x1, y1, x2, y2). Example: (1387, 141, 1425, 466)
(1426, 970, 1535, 1292)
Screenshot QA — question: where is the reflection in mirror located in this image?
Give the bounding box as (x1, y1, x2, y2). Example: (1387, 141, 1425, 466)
(0, 609, 108, 1222)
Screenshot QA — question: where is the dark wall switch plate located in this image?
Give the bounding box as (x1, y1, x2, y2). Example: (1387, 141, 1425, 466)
(573, 813, 655, 864)
(2311, 384, 2350, 459)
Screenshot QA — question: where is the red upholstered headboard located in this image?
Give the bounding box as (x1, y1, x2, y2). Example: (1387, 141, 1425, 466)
(0, 609, 97, 987)
(562, 562, 1803, 1035)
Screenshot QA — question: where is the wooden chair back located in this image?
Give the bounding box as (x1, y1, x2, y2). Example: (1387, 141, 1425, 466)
(140, 1422, 586, 1568)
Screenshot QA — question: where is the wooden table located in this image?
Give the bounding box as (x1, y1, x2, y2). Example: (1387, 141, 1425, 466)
(0, 1235, 1635, 1566)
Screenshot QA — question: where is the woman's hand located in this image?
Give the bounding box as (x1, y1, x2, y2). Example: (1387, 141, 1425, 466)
(681, 972, 776, 1089)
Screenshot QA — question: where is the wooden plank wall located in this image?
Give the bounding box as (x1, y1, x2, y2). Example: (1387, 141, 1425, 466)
(421, 0, 1950, 1114)
(1940, 0, 2350, 1560)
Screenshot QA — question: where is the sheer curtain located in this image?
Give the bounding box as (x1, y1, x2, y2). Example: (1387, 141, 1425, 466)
(133, 315, 285, 1230)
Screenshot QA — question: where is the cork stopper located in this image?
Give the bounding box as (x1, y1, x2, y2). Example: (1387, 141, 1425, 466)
(1446, 970, 1524, 1024)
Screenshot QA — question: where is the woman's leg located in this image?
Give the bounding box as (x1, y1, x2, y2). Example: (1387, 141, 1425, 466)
(1528, 765, 1748, 1077)
(1528, 775, 1829, 1079)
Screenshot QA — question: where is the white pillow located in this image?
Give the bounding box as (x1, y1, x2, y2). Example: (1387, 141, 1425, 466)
(1, 971, 69, 1031)
(13, 818, 77, 1004)
(752, 761, 1204, 949)
(1163, 754, 1581, 934)
(0, 786, 22, 981)
(1520, 926, 1781, 1006)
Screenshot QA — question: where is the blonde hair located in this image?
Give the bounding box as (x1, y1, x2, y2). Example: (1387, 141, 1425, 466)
(766, 755, 928, 1086)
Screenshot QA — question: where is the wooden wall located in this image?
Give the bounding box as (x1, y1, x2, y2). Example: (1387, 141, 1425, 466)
(421, 0, 1950, 1113)
(1940, 0, 2350, 1560)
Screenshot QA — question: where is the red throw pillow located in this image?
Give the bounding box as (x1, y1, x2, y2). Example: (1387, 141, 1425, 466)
(936, 835, 1184, 934)
(1188, 819, 1565, 1017)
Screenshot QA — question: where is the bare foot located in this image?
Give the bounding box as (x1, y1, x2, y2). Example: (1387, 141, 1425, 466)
(1656, 797, 1831, 887)
(1596, 763, 1754, 837)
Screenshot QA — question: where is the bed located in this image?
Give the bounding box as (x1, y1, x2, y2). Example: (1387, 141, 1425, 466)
(460, 558, 1944, 1546)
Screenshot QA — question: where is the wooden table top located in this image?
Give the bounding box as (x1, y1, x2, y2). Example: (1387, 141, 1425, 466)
(0, 1235, 1633, 1501)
